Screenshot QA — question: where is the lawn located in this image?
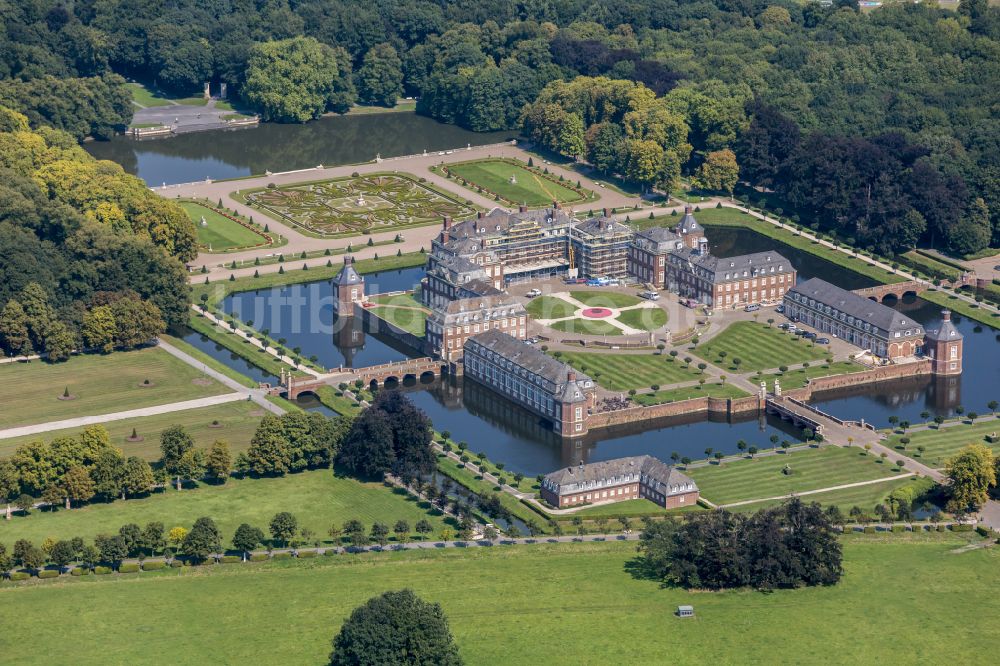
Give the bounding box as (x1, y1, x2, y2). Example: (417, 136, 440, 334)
(180, 201, 269, 252)
(525, 295, 578, 320)
(564, 498, 706, 518)
(1, 537, 997, 664)
(366, 291, 429, 336)
(0, 348, 229, 430)
(1, 469, 448, 547)
(729, 476, 936, 514)
(686, 445, 907, 506)
(758, 361, 866, 390)
(127, 82, 175, 107)
(920, 289, 1000, 328)
(633, 382, 749, 405)
(556, 352, 702, 391)
(694, 321, 828, 372)
(883, 419, 1000, 468)
(444, 158, 590, 207)
(615, 306, 667, 331)
(0, 401, 265, 460)
(547, 318, 621, 335)
(570, 290, 643, 308)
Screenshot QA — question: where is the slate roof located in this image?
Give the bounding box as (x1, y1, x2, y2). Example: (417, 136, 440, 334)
(787, 278, 917, 333)
(672, 248, 793, 284)
(544, 455, 697, 496)
(925, 310, 963, 342)
(634, 225, 681, 252)
(334, 262, 363, 285)
(466, 329, 592, 390)
(573, 216, 631, 238)
(447, 207, 573, 240)
(677, 208, 705, 236)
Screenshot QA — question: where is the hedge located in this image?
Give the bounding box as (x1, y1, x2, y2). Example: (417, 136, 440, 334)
(323, 549, 339, 557)
(170, 561, 183, 568)
(220, 555, 242, 564)
(272, 552, 292, 560)
(950, 523, 974, 532)
(891, 525, 905, 533)
(9, 572, 30, 581)
(37, 570, 60, 579)
(119, 563, 140, 573)
(863, 526, 876, 534)
(141, 562, 166, 571)
(249, 553, 269, 562)
(70, 567, 90, 576)
(94, 566, 112, 575)
(297, 550, 318, 558)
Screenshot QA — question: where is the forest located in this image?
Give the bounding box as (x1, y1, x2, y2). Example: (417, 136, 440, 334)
(1, 0, 998, 255)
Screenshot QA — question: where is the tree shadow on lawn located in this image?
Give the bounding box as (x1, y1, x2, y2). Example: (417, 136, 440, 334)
(623, 555, 668, 586)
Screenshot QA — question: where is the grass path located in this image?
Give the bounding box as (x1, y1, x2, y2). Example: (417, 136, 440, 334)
(0, 537, 995, 664)
(1, 469, 448, 547)
(0, 348, 227, 429)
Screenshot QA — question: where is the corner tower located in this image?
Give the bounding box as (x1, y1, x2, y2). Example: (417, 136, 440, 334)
(332, 256, 364, 314)
(924, 309, 963, 375)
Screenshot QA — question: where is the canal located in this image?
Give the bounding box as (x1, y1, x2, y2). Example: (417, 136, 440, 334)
(84, 113, 515, 185)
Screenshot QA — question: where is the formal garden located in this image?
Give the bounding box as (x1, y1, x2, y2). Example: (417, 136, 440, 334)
(694, 321, 829, 372)
(526, 291, 667, 335)
(437, 158, 594, 207)
(239, 173, 476, 237)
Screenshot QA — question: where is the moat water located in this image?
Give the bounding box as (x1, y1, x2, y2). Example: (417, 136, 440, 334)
(84, 113, 514, 185)
(91, 113, 997, 475)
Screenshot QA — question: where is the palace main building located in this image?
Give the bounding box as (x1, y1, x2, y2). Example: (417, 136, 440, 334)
(541, 455, 699, 509)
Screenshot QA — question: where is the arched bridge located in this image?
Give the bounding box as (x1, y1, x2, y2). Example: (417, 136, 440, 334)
(851, 280, 925, 302)
(273, 358, 448, 399)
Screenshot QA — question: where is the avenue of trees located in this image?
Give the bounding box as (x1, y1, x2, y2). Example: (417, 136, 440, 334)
(2, 1, 998, 254)
(638, 499, 843, 590)
(330, 589, 463, 666)
(0, 107, 193, 360)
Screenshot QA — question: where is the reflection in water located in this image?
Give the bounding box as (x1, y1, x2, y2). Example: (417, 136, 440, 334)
(84, 113, 516, 185)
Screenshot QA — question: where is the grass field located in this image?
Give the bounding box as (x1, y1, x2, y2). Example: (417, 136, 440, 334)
(884, 419, 1000, 468)
(633, 382, 749, 405)
(920, 288, 1000, 328)
(525, 295, 578, 319)
(127, 82, 176, 107)
(729, 476, 936, 514)
(686, 445, 907, 506)
(1, 469, 448, 547)
(0, 400, 264, 459)
(0, 348, 228, 429)
(758, 361, 866, 390)
(615, 306, 667, 331)
(566, 498, 705, 518)
(1, 536, 996, 664)
(557, 352, 702, 391)
(366, 292, 429, 336)
(445, 159, 589, 207)
(695, 321, 828, 372)
(570, 290, 643, 308)
(180, 201, 268, 252)
(547, 318, 620, 335)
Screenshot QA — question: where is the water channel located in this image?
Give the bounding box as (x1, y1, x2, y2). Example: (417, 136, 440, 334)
(84, 113, 515, 185)
(92, 113, 998, 476)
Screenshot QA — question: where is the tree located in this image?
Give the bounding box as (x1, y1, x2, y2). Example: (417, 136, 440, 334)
(945, 444, 996, 512)
(246, 415, 292, 476)
(182, 517, 222, 561)
(118, 523, 142, 556)
(370, 522, 390, 547)
(0, 458, 18, 519)
(0, 299, 32, 357)
(269, 512, 299, 548)
(51, 540, 78, 570)
(356, 44, 404, 107)
(141, 522, 166, 556)
(81, 305, 116, 353)
(175, 448, 205, 489)
(415, 519, 433, 540)
(167, 527, 188, 551)
(90, 448, 126, 499)
(160, 425, 194, 490)
(120, 457, 154, 498)
(20, 545, 47, 573)
(242, 37, 355, 122)
(95, 534, 128, 569)
(329, 589, 463, 666)
(232, 523, 265, 561)
(393, 520, 410, 544)
(63, 465, 95, 508)
(693, 149, 739, 196)
(205, 440, 232, 483)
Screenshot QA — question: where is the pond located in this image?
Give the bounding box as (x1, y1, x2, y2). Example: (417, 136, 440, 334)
(85, 113, 515, 185)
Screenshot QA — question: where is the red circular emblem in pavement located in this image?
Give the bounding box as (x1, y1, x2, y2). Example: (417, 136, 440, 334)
(581, 307, 613, 318)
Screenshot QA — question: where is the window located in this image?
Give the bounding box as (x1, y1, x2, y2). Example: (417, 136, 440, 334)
(950, 345, 958, 359)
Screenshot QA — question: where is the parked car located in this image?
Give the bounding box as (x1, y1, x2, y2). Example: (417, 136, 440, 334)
(640, 291, 660, 300)
(775, 304, 785, 313)
(804, 332, 817, 340)
(796, 329, 809, 337)
(526, 288, 541, 298)
(816, 337, 831, 344)
(744, 304, 760, 312)
(786, 324, 797, 332)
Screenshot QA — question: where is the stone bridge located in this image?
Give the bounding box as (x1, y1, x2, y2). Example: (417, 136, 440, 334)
(274, 357, 448, 399)
(851, 280, 925, 302)
(765, 396, 879, 447)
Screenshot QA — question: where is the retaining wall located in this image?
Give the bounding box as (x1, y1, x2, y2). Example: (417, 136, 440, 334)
(356, 304, 430, 356)
(589, 394, 762, 430)
(783, 359, 933, 401)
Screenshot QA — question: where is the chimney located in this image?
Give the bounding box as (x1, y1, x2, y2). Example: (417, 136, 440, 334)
(941, 309, 951, 322)
(684, 205, 692, 214)
(553, 200, 561, 210)
(567, 371, 576, 382)
(442, 215, 452, 230)
(518, 204, 528, 213)
(602, 207, 610, 218)
(343, 256, 351, 266)
(477, 210, 484, 219)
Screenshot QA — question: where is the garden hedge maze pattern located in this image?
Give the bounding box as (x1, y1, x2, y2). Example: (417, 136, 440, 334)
(245, 174, 475, 236)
